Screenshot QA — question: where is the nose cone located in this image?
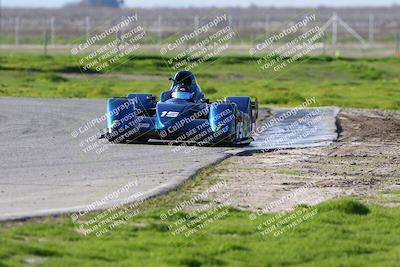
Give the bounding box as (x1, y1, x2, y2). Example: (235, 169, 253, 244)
(156, 102, 189, 129)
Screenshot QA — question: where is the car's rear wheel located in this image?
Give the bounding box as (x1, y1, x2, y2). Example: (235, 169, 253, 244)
(228, 108, 240, 145)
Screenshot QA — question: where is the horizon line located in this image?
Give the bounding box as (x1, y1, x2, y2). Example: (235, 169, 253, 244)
(2, 4, 400, 9)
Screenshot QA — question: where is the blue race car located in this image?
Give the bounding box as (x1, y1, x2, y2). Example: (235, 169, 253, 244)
(104, 71, 258, 145)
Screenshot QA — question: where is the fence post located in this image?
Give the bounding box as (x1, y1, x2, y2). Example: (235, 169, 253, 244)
(158, 15, 163, 44)
(251, 32, 255, 48)
(85, 16, 91, 41)
(332, 13, 337, 46)
(368, 15, 374, 46)
(50, 16, 55, 45)
(228, 16, 233, 44)
(194, 15, 199, 44)
(15, 16, 20, 46)
(0, 0, 2, 33)
(228, 15, 233, 28)
(43, 30, 49, 55)
(116, 18, 122, 56)
(265, 15, 270, 36)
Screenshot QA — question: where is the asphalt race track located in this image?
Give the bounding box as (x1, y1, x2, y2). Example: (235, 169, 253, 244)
(0, 97, 339, 221)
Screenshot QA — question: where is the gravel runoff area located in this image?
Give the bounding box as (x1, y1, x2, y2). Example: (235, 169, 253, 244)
(189, 109, 400, 212)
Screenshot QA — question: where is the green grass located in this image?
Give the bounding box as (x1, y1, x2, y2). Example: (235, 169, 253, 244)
(1, 198, 400, 266)
(0, 53, 399, 110)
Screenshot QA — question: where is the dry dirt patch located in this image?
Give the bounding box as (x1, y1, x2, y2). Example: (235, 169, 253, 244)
(190, 109, 400, 212)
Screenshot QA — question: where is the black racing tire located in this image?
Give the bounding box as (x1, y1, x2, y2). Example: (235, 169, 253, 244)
(228, 107, 240, 145)
(132, 137, 150, 144)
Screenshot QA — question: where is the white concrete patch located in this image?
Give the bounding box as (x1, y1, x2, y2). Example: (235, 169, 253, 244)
(226, 107, 340, 154)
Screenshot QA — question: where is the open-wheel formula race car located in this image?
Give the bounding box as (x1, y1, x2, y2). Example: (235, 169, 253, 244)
(103, 71, 258, 146)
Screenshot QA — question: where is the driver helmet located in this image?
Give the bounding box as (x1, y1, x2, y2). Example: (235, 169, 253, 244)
(171, 84, 194, 100)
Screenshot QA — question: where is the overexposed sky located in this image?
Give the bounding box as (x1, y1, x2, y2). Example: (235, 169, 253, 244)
(1, 0, 400, 8)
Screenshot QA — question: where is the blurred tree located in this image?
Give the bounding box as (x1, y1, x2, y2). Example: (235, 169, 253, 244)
(71, 0, 124, 8)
